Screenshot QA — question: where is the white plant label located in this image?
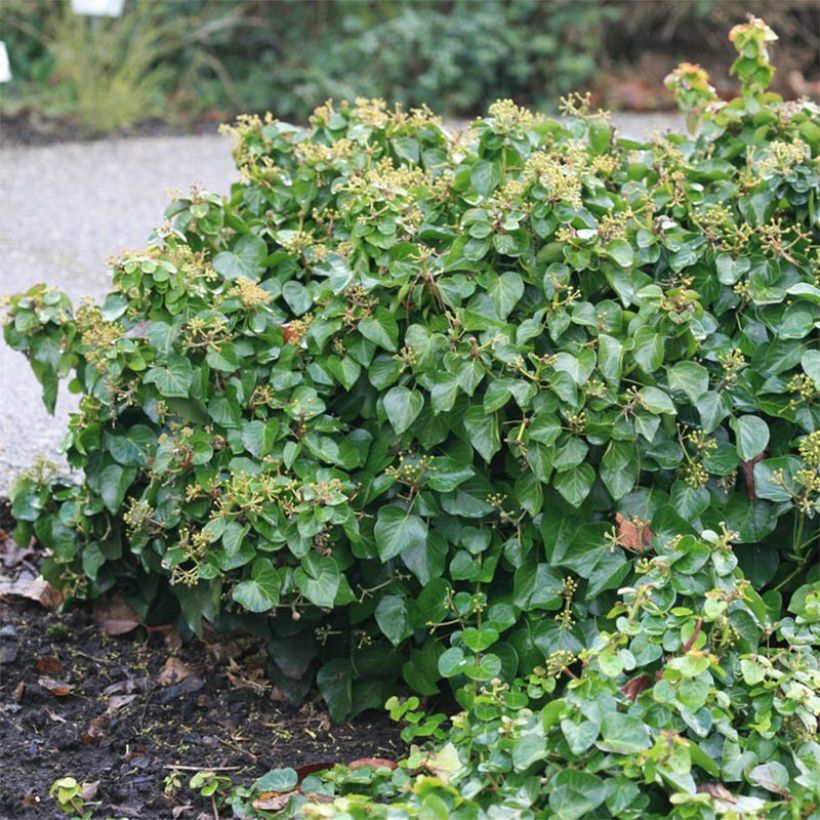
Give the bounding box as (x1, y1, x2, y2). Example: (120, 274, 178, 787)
(71, 0, 125, 16)
(0, 42, 11, 83)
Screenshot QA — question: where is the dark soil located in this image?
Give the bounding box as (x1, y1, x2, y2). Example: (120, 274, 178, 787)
(0, 503, 403, 819)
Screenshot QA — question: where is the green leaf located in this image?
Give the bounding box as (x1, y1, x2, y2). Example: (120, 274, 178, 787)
(597, 713, 652, 754)
(294, 553, 340, 608)
(597, 334, 623, 383)
(99, 464, 136, 514)
(632, 326, 663, 373)
(549, 770, 607, 820)
(601, 442, 637, 500)
(730, 415, 770, 461)
(374, 505, 428, 562)
(667, 361, 709, 403)
(605, 239, 634, 268)
(488, 272, 524, 319)
(639, 386, 676, 415)
(241, 419, 277, 457)
(554, 464, 595, 508)
(232, 558, 280, 613)
(463, 405, 500, 462)
(212, 234, 267, 280)
(358, 307, 399, 352)
(461, 626, 499, 652)
(144, 356, 193, 398)
(317, 658, 352, 721)
(427, 457, 474, 493)
(375, 594, 412, 646)
(383, 386, 424, 435)
(511, 731, 547, 771)
(471, 159, 501, 196)
(282, 280, 312, 315)
(803, 349, 820, 389)
(254, 768, 298, 792)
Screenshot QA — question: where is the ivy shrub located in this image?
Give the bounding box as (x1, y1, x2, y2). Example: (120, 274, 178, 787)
(4, 13, 819, 759)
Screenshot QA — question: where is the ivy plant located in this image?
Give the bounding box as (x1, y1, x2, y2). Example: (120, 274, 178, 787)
(4, 17, 819, 746)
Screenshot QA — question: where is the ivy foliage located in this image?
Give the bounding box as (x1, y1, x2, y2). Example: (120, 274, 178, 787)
(266, 537, 820, 817)
(4, 19, 819, 798)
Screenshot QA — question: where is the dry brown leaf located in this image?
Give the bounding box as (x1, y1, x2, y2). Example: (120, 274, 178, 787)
(158, 656, 194, 686)
(80, 781, 100, 801)
(348, 758, 398, 770)
(615, 512, 653, 553)
(253, 792, 300, 811)
(0, 575, 63, 608)
(38, 676, 73, 697)
(0, 535, 35, 568)
(44, 707, 67, 723)
(622, 673, 654, 702)
(82, 714, 108, 745)
(12, 681, 26, 702)
(171, 805, 193, 819)
(226, 657, 270, 696)
(697, 783, 736, 802)
(93, 598, 141, 636)
(102, 676, 151, 696)
(36, 656, 64, 675)
(107, 694, 139, 714)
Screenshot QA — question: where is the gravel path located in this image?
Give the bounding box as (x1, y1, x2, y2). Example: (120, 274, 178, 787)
(0, 113, 682, 495)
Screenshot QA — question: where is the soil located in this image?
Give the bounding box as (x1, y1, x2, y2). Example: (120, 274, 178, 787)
(0, 501, 403, 819)
(0, 108, 226, 148)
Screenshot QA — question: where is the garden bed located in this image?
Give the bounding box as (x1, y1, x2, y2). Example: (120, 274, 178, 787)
(0, 504, 403, 819)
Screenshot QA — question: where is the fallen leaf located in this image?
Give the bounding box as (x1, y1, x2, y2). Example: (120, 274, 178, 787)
(281, 323, 300, 344)
(172, 805, 193, 818)
(82, 715, 108, 744)
(253, 792, 299, 811)
(615, 512, 653, 553)
(107, 694, 139, 714)
(0, 575, 63, 608)
(226, 657, 270, 695)
(36, 656, 64, 675)
(158, 656, 194, 686)
(295, 763, 333, 779)
(38, 676, 73, 697)
(12, 681, 26, 702)
(697, 783, 736, 802)
(102, 676, 151, 696)
(93, 598, 141, 636)
(44, 707, 67, 723)
(165, 631, 183, 651)
(0, 535, 35, 568)
(348, 758, 397, 770)
(622, 673, 654, 702)
(159, 676, 204, 703)
(80, 781, 100, 801)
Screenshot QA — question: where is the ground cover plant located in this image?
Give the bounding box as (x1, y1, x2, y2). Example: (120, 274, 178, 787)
(3, 16, 820, 818)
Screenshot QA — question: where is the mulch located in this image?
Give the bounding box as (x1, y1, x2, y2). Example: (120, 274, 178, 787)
(0, 500, 403, 819)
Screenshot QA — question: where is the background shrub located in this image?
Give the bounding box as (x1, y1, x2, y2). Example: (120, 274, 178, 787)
(1, 0, 817, 134)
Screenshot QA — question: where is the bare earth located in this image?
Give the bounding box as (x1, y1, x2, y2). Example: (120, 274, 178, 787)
(0, 113, 682, 494)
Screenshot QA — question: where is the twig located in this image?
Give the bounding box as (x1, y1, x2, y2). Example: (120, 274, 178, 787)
(218, 736, 258, 762)
(681, 618, 703, 654)
(163, 764, 241, 772)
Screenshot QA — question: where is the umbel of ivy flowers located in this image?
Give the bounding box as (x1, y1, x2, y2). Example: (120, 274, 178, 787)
(4, 16, 819, 736)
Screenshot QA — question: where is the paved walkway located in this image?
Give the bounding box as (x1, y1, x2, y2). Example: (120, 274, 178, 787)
(0, 113, 681, 494)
